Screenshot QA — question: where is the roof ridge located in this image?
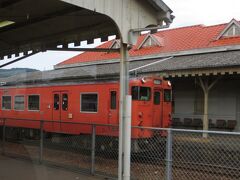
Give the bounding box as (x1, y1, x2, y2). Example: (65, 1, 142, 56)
(203, 22, 227, 29)
(156, 24, 205, 33)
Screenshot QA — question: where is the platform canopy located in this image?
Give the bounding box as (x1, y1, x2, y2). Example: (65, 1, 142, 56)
(0, 1, 173, 179)
(0, 0, 173, 60)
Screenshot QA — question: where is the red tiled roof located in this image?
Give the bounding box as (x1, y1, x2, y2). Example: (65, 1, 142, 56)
(57, 21, 240, 66)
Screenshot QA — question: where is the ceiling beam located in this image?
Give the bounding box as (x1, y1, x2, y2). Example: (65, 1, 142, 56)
(0, 51, 38, 68)
(0, 6, 82, 33)
(48, 47, 120, 52)
(0, 0, 22, 9)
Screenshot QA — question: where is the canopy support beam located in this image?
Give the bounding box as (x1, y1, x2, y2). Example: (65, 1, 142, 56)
(198, 76, 221, 137)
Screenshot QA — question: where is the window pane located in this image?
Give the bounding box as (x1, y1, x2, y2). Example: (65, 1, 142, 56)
(14, 96, 24, 110)
(139, 87, 151, 101)
(54, 94, 59, 110)
(81, 94, 98, 112)
(164, 90, 172, 102)
(131, 86, 139, 100)
(62, 93, 68, 111)
(154, 91, 160, 105)
(2, 96, 11, 110)
(110, 91, 117, 109)
(132, 86, 151, 101)
(28, 95, 40, 110)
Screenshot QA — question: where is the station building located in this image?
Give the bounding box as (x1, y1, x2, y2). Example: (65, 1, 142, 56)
(55, 19, 240, 131)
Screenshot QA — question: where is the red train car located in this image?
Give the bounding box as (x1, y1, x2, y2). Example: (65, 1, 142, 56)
(0, 76, 172, 150)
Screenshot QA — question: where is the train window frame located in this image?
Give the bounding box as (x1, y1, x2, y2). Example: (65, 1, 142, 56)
(28, 94, 40, 111)
(154, 91, 161, 105)
(110, 91, 117, 110)
(164, 89, 172, 102)
(2, 95, 12, 110)
(14, 95, 25, 111)
(131, 86, 151, 101)
(62, 93, 68, 111)
(53, 94, 60, 110)
(80, 93, 98, 113)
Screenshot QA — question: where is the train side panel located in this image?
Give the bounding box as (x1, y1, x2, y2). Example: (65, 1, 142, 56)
(0, 83, 120, 136)
(0, 77, 172, 139)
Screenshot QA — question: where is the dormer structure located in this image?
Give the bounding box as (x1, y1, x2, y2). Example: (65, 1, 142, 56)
(216, 19, 240, 39)
(137, 34, 164, 49)
(109, 39, 121, 49)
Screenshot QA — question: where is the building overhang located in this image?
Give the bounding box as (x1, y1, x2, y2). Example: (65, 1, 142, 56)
(158, 66, 240, 78)
(0, 0, 173, 61)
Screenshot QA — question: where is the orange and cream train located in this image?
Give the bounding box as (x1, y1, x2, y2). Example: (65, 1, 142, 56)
(0, 76, 172, 151)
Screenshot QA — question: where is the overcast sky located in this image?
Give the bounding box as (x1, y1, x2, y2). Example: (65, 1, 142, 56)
(1, 0, 240, 71)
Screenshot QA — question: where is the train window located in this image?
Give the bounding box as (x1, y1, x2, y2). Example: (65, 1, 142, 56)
(81, 93, 98, 112)
(110, 91, 117, 109)
(2, 96, 11, 110)
(154, 91, 161, 105)
(28, 95, 40, 111)
(62, 93, 68, 111)
(14, 96, 25, 110)
(54, 94, 60, 110)
(164, 90, 172, 102)
(132, 86, 151, 101)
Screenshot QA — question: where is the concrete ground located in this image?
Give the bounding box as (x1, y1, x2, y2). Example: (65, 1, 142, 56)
(0, 155, 106, 180)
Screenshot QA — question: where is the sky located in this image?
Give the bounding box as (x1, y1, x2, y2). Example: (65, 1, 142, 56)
(1, 0, 240, 71)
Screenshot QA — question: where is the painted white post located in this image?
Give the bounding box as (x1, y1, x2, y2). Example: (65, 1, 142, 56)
(123, 95, 132, 180)
(199, 77, 220, 138)
(199, 77, 209, 138)
(203, 91, 209, 138)
(118, 43, 130, 180)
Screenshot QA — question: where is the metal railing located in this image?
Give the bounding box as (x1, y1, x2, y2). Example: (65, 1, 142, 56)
(0, 118, 240, 180)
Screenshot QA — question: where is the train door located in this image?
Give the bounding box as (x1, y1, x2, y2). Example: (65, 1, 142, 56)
(162, 89, 172, 128)
(153, 89, 163, 127)
(52, 91, 69, 132)
(108, 90, 118, 124)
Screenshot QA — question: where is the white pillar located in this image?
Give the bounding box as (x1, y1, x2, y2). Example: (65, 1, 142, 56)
(118, 43, 130, 180)
(199, 77, 220, 138)
(203, 91, 209, 138)
(123, 95, 132, 180)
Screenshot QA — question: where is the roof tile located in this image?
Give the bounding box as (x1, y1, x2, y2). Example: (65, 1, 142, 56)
(57, 21, 240, 66)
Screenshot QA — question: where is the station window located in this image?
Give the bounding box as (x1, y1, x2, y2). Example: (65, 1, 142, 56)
(154, 91, 161, 105)
(2, 96, 11, 110)
(164, 90, 172, 102)
(62, 93, 68, 111)
(132, 86, 151, 101)
(28, 95, 40, 110)
(110, 91, 117, 109)
(81, 93, 98, 112)
(14, 95, 25, 110)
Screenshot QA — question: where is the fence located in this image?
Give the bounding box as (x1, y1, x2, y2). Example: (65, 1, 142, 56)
(0, 118, 240, 180)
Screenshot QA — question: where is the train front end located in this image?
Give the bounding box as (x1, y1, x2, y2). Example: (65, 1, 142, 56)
(130, 77, 172, 152)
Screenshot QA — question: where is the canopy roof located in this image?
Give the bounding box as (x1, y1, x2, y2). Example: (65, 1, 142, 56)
(0, 0, 173, 60)
(0, 0, 117, 59)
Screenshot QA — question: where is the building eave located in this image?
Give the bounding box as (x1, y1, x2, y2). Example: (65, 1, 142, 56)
(54, 44, 240, 70)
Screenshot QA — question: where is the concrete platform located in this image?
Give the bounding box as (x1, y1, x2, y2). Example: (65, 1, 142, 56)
(0, 155, 105, 180)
